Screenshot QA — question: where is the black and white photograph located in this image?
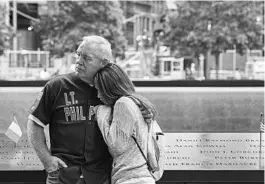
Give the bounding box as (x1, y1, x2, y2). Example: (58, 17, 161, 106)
(0, 0, 264, 184)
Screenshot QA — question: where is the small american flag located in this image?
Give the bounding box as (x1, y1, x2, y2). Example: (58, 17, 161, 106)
(260, 113, 264, 132)
(4, 115, 22, 143)
(259, 112, 264, 170)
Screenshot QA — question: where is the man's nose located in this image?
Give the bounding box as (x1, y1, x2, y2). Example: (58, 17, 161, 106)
(76, 57, 83, 64)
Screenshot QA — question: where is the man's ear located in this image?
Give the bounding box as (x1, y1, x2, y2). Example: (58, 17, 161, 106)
(101, 59, 109, 66)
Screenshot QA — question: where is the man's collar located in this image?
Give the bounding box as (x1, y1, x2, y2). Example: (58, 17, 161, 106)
(71, 72, 94, 86)
(74, 73, 94, 87)
(87, 83, 94, 87)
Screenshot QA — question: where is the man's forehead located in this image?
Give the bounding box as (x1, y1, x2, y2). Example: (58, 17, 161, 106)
(77, 43, 96, 55)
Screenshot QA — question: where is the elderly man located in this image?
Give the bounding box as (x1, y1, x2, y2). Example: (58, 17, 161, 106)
(27, 35, 114, 184)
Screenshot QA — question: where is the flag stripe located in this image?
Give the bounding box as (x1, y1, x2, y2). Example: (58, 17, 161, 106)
(4, 116, 22, 143)
(5, 128, 21, 143)
(8, 121, 22, 137)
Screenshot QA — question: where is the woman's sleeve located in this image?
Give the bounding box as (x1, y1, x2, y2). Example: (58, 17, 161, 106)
(96, 105, 112, 145)
(97, 100, 136, 155)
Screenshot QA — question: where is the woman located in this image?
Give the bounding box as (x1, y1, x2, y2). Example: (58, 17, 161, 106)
(93, 63, 157, 184)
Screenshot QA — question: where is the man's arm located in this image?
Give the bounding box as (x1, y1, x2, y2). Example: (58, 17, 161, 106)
(27, 119, 67, 172)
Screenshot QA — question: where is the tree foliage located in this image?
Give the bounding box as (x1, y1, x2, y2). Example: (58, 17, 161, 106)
(166, 1, 264, 56)
(164, 1, 264, 78)
(33, 1, 126, 58)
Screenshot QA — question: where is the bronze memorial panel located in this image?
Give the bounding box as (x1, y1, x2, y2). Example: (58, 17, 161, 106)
(0, 132, 264, 170)
(164, 133, 264, 170)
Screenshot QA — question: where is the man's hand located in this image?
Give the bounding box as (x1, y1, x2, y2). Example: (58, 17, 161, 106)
(46, 156, 68, 173)
(139, 105, 153, 123)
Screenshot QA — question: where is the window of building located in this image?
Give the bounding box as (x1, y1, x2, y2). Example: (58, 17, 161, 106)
(164, 60, 171, 73)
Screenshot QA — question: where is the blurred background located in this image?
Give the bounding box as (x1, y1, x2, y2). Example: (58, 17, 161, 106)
(0, 0, 264, 81)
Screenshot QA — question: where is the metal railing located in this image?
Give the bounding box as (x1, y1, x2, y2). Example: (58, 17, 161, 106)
(0, 49, 51, 80)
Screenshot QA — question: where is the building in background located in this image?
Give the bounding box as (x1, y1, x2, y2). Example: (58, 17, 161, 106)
(5, 0, 44, 51)
(120, 1, 166, 49)
(6, 0, 167, 52)
(0, 0, 50, 80)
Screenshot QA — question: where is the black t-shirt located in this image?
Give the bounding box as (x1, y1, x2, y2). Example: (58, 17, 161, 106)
(29, 72, 112, 184)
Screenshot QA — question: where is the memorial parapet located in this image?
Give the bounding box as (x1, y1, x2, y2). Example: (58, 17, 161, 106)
(0, 87, 264, 173)
(0, 132, 264, 171)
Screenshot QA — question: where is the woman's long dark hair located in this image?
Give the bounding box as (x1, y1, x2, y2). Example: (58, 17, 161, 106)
(94, 63, 157, 118)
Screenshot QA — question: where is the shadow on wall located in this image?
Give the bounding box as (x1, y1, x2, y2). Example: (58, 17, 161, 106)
(137, 88, 264, 133)
(0, 87, 263, 134)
